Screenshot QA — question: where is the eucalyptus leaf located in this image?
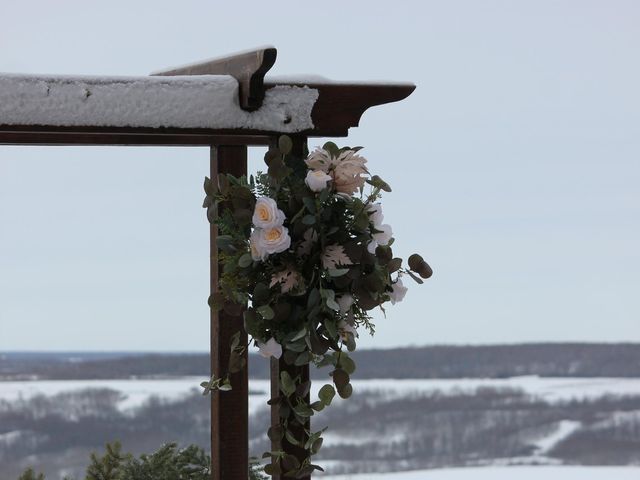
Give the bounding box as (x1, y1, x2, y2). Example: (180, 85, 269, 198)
(337, 353, 356, 375)
(337, 382, 353, 399)
(257, 305, 275, 320)
(307, 288, 320, 309)
(203, 176, 215, 195)
(332, 368, 350, 390)
(284, 429, 300, 446)
(318, 384, 336, 406)
(294, 351, 312, 366)
(253, 283, 270, 302)
(281, 454, 300, 472)
(280, 371, 296, 397)
(311, 438, 323, 455)
(218, 380, 233, 392)
(290, 328, 307, 342)
(406, 270, 424, 284)
(328, 268, 349, 277)
(287, 340, 308, 353)
(408, 253, 424, 271)
(278, 135, 293, 155)
(387, 257, 403, 273)
(293, 402, 314, 418)
(324, 319, 338, 340)
(238, 253, 253, 268)
(302, 196, 316, 213)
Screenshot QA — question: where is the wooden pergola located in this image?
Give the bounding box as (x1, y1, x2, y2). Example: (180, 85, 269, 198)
(0, 46, 414, 479)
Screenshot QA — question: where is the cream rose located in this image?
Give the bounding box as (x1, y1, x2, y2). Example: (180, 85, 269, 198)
(249, 229, 267, 261)
(338, 319, 358, 341)
(252, 197, 285, 229)
(257, 225, 291, 255)
(305, 169, 332, 192)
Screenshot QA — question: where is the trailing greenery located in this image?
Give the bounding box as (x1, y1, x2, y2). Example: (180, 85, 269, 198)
(18, 442, 267, 480)
(202, 136, 432, 477)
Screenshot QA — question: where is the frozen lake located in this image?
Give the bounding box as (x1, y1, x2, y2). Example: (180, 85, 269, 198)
(326, 466, 640, 479)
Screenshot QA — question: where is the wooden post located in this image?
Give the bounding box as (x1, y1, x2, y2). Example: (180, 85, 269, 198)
(269, 135, 311, 480)
(210, 145, 248, 480)
(271, 359, 311, 480)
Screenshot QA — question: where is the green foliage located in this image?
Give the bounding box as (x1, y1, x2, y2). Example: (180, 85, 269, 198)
(202, 135, 433, 477)
(17, 469, 45, 480)
(19, 443, 266, 480)
(86, 441, 129, 480)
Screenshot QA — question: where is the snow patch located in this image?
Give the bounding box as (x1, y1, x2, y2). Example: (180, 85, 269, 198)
(325, 466, 640, 479)
(0, 73, 318, 132)
(532, 420, 581, 455)
(0, 430, 23, 446)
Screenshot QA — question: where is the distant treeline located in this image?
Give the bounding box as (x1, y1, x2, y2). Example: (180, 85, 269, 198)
(2, 343, 640, 380)
(2, 385, 640, 478)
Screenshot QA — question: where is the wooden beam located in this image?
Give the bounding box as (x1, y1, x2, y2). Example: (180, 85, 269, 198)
(210, 145, 249, 480)
(0, 80, 415, 144)
(264, 81, 416, 137)
(153, 47, 277, 111)
(0, 127, 272, 146)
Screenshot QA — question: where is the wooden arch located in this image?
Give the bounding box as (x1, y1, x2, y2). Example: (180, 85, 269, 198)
(0, 46, 415, 480)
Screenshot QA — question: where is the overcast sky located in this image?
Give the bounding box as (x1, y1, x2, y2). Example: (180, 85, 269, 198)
(0, 1, 639, 351)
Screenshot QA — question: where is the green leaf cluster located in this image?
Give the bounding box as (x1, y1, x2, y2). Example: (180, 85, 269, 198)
(19, 443, 267, 480)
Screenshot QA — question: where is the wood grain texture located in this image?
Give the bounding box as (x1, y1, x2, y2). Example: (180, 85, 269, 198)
(153, 47, 277, 111)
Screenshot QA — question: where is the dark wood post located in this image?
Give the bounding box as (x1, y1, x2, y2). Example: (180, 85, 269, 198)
(271, 359, 311, 480)
(269, 135, 311, 480)
(210, 145, 249, 480)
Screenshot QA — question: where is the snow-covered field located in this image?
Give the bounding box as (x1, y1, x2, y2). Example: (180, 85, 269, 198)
(2, 376, 640, 414)
(325, 466, 640, 479)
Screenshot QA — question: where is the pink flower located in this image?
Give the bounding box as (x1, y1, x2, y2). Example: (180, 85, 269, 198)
(258, 338, 282, 359)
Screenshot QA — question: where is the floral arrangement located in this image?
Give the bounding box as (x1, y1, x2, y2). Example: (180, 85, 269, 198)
(201, 136, 432, 477)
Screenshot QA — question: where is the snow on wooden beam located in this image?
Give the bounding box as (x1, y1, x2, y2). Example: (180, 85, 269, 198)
(152, 46, 277, 111)
(0, 73, 318, 132)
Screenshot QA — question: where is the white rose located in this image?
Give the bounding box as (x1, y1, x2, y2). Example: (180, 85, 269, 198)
(367, 240, 378, 254)
(389, 278, 408, 305)
(305, 170, 332, 192)
(367, 203, 384, 227)
(305, 147, 332, 172)
(258, 338, 282, 359)
(372, 224, 393, 246)
(337, 294, 354, 313)
(257, 225, 291, 255)
(338, 319, 358, 341)
(252, 197, 285, 229)
(250, 229, 267, 261)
